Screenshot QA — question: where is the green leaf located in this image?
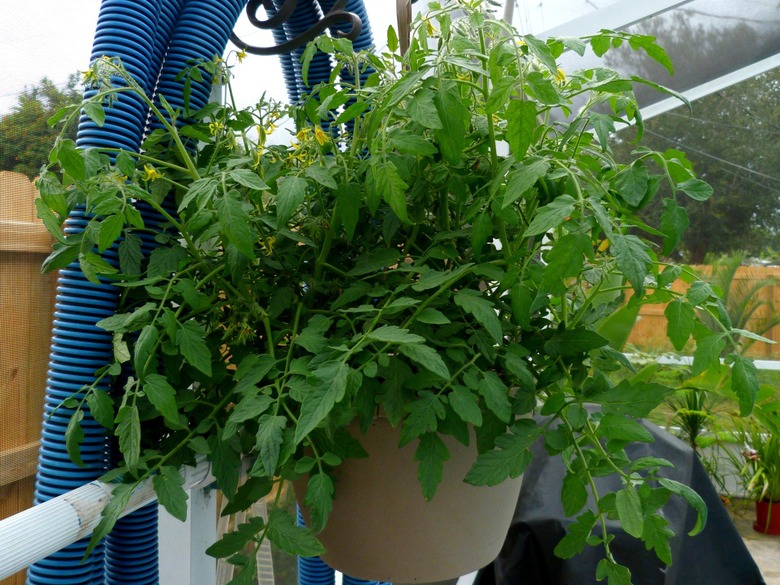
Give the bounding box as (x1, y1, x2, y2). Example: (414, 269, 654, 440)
(411, 264, 472, 291)
(478, 372, 512, 423)
(465, 420, 539, 486)
(416, 308, 451, 325)
(144, 373, 182, 428)
(660, 198, 689, 256)
(65, 410, 85, 467)
(335, 100, 370, 126)
(179, 178, 218, 212)
(373, 159, 410, 224)
(471, 213, 493, 261)
(433, 82, 467, 164)
(388, 131, 438, 157)
(118, 233, 143, 277)
(234, 358, 276, 396)
(401, 391, 445, 445)
(731, 354, 758, 416)
(525, 71, 561, 104)
(387, 24, 399, 52)
(642, 513, 673, 565)
(677, 178, 712, 201)
(664, 300, 695, 351)
(415, 433, 451, 501)
(692, 334, 726, 376)
(34, 198, 67, 244)
(57, 139, 86, 181)
(86, 483, 134, 556)
(485, 77, 515, 115)
(176, 320, 212, 376)
(561, 473, 588, 516)
(454, 290, 502, 344)
(153, 465, 188, 521)
(228, 169, 269, 191)
(541, 233, 591, 294)
(305, 164, 338, 189)
(553, 510, 597, 559)
(83, 101, 106, 126)
(595, 380, 671, 418)
(267, 509, 325, 557)
(296, 315, 333, 353)
(147, 244, 187, 278)
(596, 559, 633, 585)
(303, 473, 334, 532)
(611, 233, 652, 296)
(116, 404, 141, 471)
(209, 433, 241, 497)
(225, 392, 274, 439)
(449, 386, 483, 426)
(255, 414, 287, 475)
(544, 328, 608, 356)
(347, 249, 402, 277)
(408, 88, 442, 129)
(294, 362, 349, 443)
(589, 112, 616, 151)
(218, 193, 256, 260)
(276, 176, 307, 225)
(366, 325, 425, 345)
(398, 343, 450, 380)
(658, 478, 708, 536)
(80, 251, 118, 284)
(335, 183, 361, 241)
(86, 389, 115, 430)
(206, 517, 265, 558)
(524, 195, 576, 237)
(505, 100, 537, 159)
(503, 158, 550, 208)
(614, 163, 649, 207)
(524, 35, 558, 73)
(599, 414, 654, 443)
(616, 487, 644, 538)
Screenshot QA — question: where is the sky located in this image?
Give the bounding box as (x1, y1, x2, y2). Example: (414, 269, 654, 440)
(0, 0, 618, 115)
(0, 1, 427, 114)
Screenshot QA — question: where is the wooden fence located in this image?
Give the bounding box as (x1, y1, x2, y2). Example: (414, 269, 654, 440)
(0, 172, 57, 585)
(627, 265, 780, 359)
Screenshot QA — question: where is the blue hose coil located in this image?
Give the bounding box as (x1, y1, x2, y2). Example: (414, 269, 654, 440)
(272, 0, 334, 100)
(29, 0, 375, 583)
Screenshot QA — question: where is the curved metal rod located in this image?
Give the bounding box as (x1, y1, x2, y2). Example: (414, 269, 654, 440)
(245, 0, 298, 29)
(231, 0, 362, 56)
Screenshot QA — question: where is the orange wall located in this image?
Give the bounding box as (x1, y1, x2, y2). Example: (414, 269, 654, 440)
(627, 265, 780, 359)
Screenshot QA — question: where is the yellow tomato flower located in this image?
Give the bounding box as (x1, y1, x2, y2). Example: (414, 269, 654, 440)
(597, 238, 610, 253)
(554, 67, 566, 84)
(237, 49, 248, 63)
(313, 126, 329, 146)
(142, 164, 163, 181)
(209, 120, 225, 135)
(296, 127, 311, 142)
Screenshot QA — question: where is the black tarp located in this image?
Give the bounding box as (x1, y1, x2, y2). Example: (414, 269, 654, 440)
(475, 415, 766, 585)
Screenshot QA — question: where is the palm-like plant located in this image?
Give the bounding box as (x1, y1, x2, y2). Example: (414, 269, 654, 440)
(700, 251, 780, 353)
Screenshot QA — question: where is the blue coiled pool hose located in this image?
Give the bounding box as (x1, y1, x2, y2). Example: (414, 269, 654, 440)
(31, 1, 386, 583)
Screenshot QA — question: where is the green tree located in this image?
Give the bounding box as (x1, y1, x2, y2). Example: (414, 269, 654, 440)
(0, 75, 81, 179)
(608, 14, 780, 262)
(620, 70, 780, 263)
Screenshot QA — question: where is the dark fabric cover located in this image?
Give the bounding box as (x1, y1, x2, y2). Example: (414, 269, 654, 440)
(475, 415, 766, 585)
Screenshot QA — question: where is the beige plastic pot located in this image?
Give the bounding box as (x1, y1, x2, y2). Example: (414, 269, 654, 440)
(295, 417, 523, 583)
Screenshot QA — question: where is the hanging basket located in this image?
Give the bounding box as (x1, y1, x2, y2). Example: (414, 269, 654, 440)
(295, 417, 523, 583)
(754, 499, 780, 535)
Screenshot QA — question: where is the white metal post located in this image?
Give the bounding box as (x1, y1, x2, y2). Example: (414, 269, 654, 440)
(158, 486, 218, 585)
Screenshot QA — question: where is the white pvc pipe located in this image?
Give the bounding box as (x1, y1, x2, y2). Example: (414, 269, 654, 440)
(0, 459, 213, 580)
